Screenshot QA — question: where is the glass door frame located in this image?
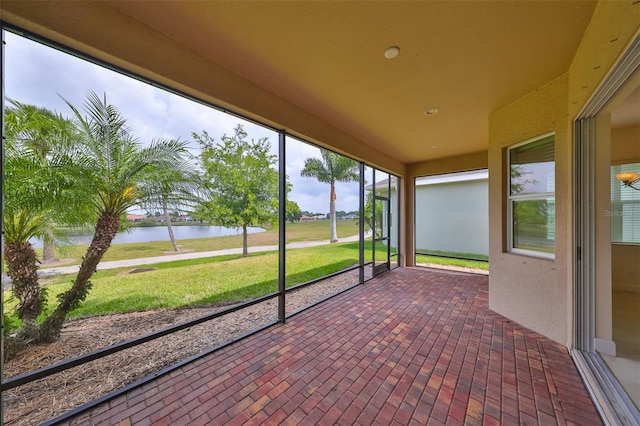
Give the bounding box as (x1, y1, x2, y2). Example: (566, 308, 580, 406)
(371, 170, 391, 277)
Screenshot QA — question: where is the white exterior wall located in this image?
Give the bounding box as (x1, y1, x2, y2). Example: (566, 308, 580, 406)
(415, 172, 489, 256)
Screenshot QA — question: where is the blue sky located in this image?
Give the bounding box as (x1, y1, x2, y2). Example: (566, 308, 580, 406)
(4, 30, 365, 214)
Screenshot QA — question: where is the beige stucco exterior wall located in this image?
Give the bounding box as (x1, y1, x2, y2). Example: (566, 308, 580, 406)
(407, 151, 488, 178)
(488, 1, 639, 346)
(489, 75, 570, 345)
(567, 2, 640, 120)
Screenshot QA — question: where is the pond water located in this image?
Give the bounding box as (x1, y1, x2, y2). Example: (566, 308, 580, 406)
(30, 225, 265, 248)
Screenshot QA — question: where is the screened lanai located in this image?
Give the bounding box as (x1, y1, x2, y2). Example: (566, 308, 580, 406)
(1, 1, 638, 424)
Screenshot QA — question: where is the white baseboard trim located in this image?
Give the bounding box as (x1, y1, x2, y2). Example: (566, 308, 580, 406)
(594, 338, 616, 356)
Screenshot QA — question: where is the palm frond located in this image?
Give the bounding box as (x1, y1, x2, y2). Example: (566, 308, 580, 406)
(301, 149, 359, 184)
(300, 157, 332, 183)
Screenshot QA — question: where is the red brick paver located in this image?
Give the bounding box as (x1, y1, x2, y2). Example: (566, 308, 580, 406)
(60, 268, 602, 425)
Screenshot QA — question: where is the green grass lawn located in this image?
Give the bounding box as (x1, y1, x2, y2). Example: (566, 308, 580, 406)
(4, 240, 372, 322)
(415, 253, 489, 271)
(415, 249, 488, 261)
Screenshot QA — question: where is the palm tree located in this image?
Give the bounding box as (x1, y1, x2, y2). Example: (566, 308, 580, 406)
(38, 91, 191, 342)
(3, 101, 80, 339)
(5, 100, 80, 263)
(300, 149, 359, 242)
(3, 208, 48, 340)
(137, 165, 202, 252)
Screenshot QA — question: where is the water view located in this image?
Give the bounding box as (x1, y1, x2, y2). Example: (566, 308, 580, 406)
(30, 225, 265, 248)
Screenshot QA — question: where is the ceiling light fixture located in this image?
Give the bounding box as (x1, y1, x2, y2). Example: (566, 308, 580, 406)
(384, 46, 400, 59)
(424, 108, 439, 116)
(615, 171, 640, 190)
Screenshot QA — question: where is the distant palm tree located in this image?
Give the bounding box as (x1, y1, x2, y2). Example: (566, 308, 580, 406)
(137, 166, 202, 252)
(38, 91, 191, 342)
(300, 149, 359, 242)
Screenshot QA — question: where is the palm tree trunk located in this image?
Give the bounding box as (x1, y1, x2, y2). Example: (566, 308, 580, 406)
(163, 202, 179, 252)
(330, 182, 338, 242)
(4, 241, 42, 340)
(42, 228, 56, 263)
(38, 212, 120, 343)
(242, 224, 248, 257)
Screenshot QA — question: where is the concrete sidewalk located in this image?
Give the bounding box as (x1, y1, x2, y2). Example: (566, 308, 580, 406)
(38, 234, 363, 277)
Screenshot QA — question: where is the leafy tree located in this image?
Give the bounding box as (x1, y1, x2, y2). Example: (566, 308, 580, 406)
(3, 101, 81, 340)
(193, 124, 279, 257)
(510, 164, 547, 228)
(37, 92, 191, 342)
(286, 200, 302, 223)
(513, 200, 549, 227)
(356, 191, 385, 237)
(300, 149, 359, 242)
(510, 164, 537, 195)
(358, 192, 374, 232)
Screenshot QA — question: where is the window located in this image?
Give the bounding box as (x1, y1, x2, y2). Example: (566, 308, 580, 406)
(611, 163, 640, 244)
(508, 133, 555, 258)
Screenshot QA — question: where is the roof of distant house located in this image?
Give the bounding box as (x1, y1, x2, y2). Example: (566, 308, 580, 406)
(126, 214, 147, 220)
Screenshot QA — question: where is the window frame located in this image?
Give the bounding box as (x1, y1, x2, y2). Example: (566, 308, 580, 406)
(507, 132, 556, 259)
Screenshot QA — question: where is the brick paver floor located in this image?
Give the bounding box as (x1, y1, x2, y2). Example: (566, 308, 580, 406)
(60, 267, 602, 425)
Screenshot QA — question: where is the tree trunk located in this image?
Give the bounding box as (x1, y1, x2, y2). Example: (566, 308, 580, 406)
(4, 241, 42, 340)
(42, 228, 56, 264)
(329, 182, 338, 243)
(164, 202, 179, 252)
(38, 212, 120, 343)
(242, 224, 248, 257)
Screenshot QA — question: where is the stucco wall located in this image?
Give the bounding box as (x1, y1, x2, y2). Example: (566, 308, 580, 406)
(489, 75, 570, 345)
(489, 1, 640, 346)
(567, 2, 640, 120)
